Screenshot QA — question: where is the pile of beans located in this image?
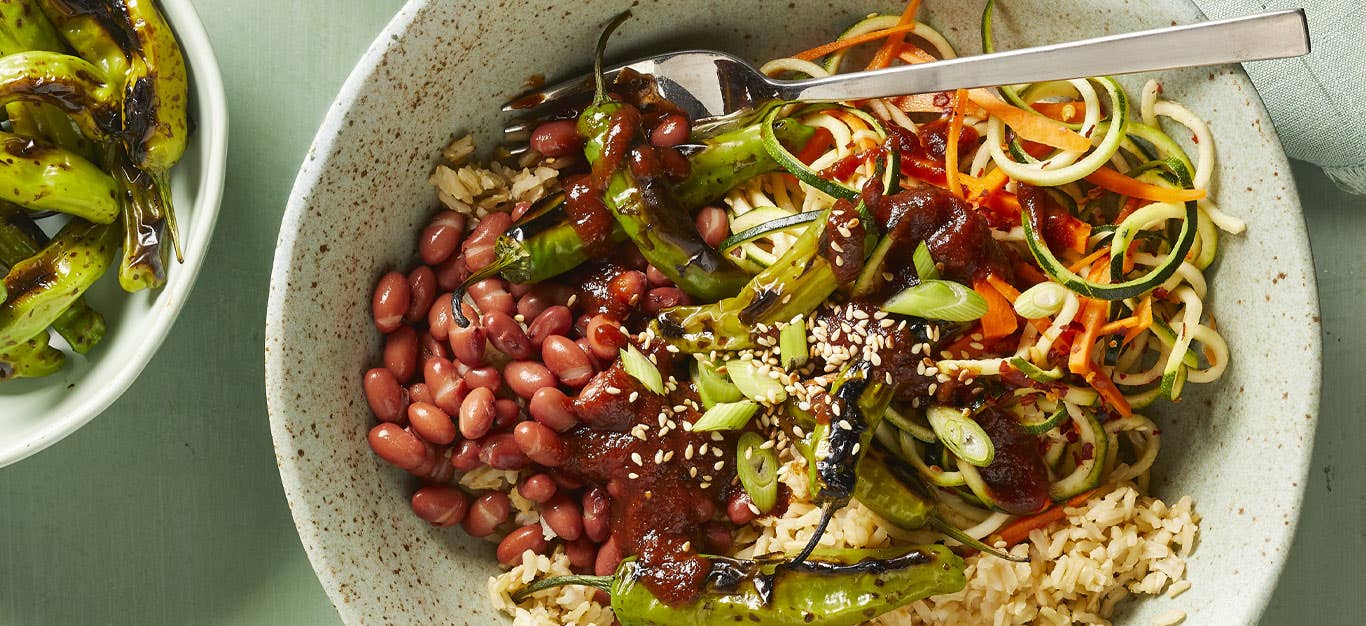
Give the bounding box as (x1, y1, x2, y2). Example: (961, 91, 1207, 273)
(362, 202, 713, 575)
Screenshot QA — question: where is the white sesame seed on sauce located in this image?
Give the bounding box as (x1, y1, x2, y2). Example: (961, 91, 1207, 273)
(685, 444, 695, 460)
(628, 472, 640, 480)
(760, 439, 775, 450)
(606, 386, 622, 395)
(631, 452, 643, 465)
(681, 541, 692, 552)
(713, 460, 725, 471)
(747, 502, 762, 516)
(699, 443, 709, 455)
(700, 482, 711, 489)
(852, 442, 861, 455)
(712, 447, 724, 458)
(837, 419, 853, 430)
(689, 467, 698, 478)
(663, 450, 675, 462)
(969, 342, 985, 351)
(711, 432, 724, 442)
(830, 241, 844, 253)
(928, 383, 939, 395)
(566, 294, 578, 307)
(628, 391, 639, 402)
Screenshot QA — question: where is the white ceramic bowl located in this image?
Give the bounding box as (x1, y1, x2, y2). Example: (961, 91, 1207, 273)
(0, 0, 228, 467)
(267, 1, 1320, 624)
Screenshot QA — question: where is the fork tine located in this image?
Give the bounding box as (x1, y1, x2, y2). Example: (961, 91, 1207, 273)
(501, 73, 595, 113)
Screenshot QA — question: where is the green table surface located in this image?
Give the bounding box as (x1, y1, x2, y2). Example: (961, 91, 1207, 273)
(0, 1, 1360, 624)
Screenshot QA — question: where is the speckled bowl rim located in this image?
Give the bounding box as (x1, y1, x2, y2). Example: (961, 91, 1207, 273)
(266, 1, 1321, 624)
(0, 0, 230, 467)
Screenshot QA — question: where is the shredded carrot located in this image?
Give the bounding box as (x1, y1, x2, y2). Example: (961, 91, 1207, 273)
(944, 89, 968, 198)
(967, 89, 1092, 152)
(984, 273, 1021, 303)
(1029, 101, 1087, 123)
(973, 277, 1019, 340)
(792, 24, 922, 61)
(1067, 263, 1133, 416)
(991, 489, 1098, 547)
(897, 47, 940, 65)
(1085, 167, 1207, 203)
(866, 0, 923, 70)
(1121, 296, 1154, 346)
(1097, 317, 1141, 335)
(969, 167, 1010, 202)
(1066, 248, 1110, 274)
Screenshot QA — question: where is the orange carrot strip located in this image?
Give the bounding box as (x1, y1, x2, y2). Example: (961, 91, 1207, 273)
(1097, 317, 1141, 335)
(1121, 296, 1154, 346)
(793, 24, 922, 61)
(1085, 167, 1207, 203)
(991, 490, 1099, 547)
(984, 273, 1021, 303)
(945, 89, 968, 198)
(1029, 101, 1087, 123)
(1066, 249, 1110, 274)
(974, 277, 1019, 340)
(967, 88, 1091, 152)
(866, 0, 923, 70)
(969, 167, 1009, 201)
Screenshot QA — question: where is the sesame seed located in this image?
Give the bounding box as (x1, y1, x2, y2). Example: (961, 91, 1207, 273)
(566, 294, 578, 307)
(628, 472, 639, 480)
(628, 391, 639, 402)
(969, 342, 985, 350)
(685, 445, 695, 460)
(838, 419, 853, 430)
(681, 541, 692, 552)
(713, 460, 725, 471)
(631, 452, 643, 465)
(700, 482, 711, 489)
(852, 443, 861, 455)
(712, 447, 724, 458)
(748, 502, 762, 516)
(744, 447, 753, 460)
(689, 467, 698, 478)
(835, 256, 844, 267)
(928, 383, 939, 395)
(711, 432, 724, 442)
(700, 443, 709, 455)
(654, 450, 664, 464)
(606, 386, 622, 395)
(663, 450, 675, 462)
(760, 439, 775, 450)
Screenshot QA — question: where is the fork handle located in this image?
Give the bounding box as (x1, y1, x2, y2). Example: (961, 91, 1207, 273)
(777, 9, 1309, 102)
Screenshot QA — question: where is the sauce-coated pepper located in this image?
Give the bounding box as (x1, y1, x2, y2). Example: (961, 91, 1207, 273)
(514, 545, 965, 626)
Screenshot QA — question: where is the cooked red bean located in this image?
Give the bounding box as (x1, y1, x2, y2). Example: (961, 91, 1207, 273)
(494, 398, 521, 430)
(371, 272, 410, 333)
(518, 473, 558, 503)
(565, 538, 598, 570)
(451, 439, 482, 471)
(408, 440, 455, 482)
(586, 315, 627, 361)
(463, 366, 502, 392)
(363, 368, 408, 423)
(367, 423, 425, 470)
(515, 290, 550, 321)
(458, 386, 496, 439)
(505, 361, 556, 399)
(552, 473, 585, 490)
(704, 521, 734, 554)
(419, 333, 450, 362)
(650, 112, 691, 147)
(695, 206, 729, 249)
(726, 491, 758, 525)
(497, 524, 550, 565)
(480, 433, 531, 470)
(463, 212, 512, 273)
(530, 119, 584, 158)
(383, 326, 419, 383)
(427, 293, 455, 341)
(657, 145, 692, 180)
(573, 313, 592, 337)
(594, 537, 622, 576)
(408, 402, 456, 445)
(575, 338, 604, 371)
(419, 211, 467, 266)
(582, 487, 612, 543)
(542, 336, 594, 387)
(608, 270, 648, 310)
(540, 493, 584, 541)
(513, 421, 567, 467)
(529, 387, 578, 432)
(509, 201, 533, 222)
(645, 264, 672, 287)
(405, 266, 437, 323)
(408, 382, 434, 406)
(468, 278, 515, 317)
(526, 305, 572, 348)
(423, 357, 466, 416)
(434, 254, 471, 292)
(411, 484, 469, 527)
(482, 311, 533, 360)
(643, 287, 689, 315)
(448, 322, 486, 367)
(463, 492, 510, 538)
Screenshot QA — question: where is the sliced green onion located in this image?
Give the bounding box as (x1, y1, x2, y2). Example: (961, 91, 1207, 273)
(619, 344, 664, 395)
(726, 359, 788, 405)
(926, 405, 995, 467)
(913, 241, 939, 281)
(883, 280, 988, 322)
(1013, 282, 1069, 319)
(692, 358, 742, 409)
(778, 317, 809, 370)
(736, 431, 779, 513)
(693, 400, 759, 432)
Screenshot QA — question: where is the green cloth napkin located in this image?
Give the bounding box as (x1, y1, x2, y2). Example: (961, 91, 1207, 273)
(1192, 0, 1366, 193)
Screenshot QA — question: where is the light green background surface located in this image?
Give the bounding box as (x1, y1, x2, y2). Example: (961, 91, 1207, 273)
(0, 1, 1359, 624)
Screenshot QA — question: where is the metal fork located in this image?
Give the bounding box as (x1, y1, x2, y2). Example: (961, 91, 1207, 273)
(503, 8, 1308, 147)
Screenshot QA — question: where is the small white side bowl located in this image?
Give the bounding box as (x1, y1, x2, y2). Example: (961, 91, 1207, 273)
(0, 0, 229, 467)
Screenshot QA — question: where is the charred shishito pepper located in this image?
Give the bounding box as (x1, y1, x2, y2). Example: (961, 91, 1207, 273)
(576, 12, 750, 302)
(0, 218, 118, 350)
(460, 118, 816, 289)
(0, 203, 105, 353)
(513, 545, 965, 626)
